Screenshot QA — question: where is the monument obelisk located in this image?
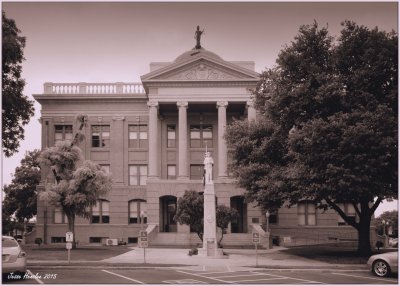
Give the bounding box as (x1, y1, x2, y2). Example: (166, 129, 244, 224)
(201, 151, 224, 257)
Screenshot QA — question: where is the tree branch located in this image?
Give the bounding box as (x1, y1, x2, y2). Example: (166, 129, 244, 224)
(325, 198, 358, 229)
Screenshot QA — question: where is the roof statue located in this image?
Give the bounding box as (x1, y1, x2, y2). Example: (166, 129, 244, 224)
(194, 25, 204, 49)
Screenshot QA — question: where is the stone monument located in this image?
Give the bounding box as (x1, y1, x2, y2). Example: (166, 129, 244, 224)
(199, 151, 224, 257)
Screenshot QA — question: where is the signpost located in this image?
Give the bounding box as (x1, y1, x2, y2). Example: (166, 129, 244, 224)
(139, 231, 148, 263)
(252, 232, 260, 267)
(66, 232, 73, 264)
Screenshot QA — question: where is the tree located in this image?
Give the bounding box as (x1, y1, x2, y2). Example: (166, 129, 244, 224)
(226, 21, 397, 255)
(174, 190, 239, 243)
(216, 205, 238, 244)
(38, 115, 112, 247)
(174, 190, 204, 241)
(2, 11, 34, 157)
(3, 150, 41, 236)
(375, 210, 398, 237)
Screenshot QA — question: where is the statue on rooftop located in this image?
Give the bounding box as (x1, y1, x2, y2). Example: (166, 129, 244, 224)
(194, 25, 204, 49)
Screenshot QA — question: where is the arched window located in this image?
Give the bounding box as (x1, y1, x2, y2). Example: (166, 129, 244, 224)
(129, 200, 147, 224)
(91, 200, 110, 224)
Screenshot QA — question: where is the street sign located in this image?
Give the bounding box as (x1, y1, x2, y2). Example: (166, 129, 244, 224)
(252, 232, 260, 244)
(66, 242, 72, 250)
(139, 231, 148, 248)
(66, 232, 73, 242)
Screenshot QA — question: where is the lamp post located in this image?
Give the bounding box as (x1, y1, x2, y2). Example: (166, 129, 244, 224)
(265, 211, 270, 233)
(140, 211, 145, 231)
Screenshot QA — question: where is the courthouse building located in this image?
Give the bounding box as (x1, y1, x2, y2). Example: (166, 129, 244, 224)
(33, 39, 366, 247)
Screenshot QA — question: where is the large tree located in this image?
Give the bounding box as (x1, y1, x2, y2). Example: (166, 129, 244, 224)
(39, 115, 112, 247)
(174, 190, 238, 244)
(3, 150, 41, 228)
(226, 21, 397, 255)
(2, 11, 34, 157)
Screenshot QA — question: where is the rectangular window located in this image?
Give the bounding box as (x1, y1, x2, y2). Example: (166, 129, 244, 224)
(92, 125, 110, 147)
(167, 165, 176, 180)
(269, 210, 278, 224)
(129, 165, 148, 186)
(190, 125, 213, 148)
(338, 203, 357, 226)
(129, 125, 148, 148)
(91, 200, 109, 224)
(54, 125, 73, 145)
(51, 237, 66, 243)
(89, 237, 102, 243)
(54, 207, 68, 224)
(167, 125, 176, 148)
(129, 200, 147, 224)
(128, 237, 138, 244)
(298, 201, 316, 226)
(190, 164, 204, 180)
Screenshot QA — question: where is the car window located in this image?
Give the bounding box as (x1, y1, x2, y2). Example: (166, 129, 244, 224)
(2, 237, 19, 247)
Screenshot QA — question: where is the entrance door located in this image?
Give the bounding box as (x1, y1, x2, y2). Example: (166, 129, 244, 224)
(230, 196, 247, 233)
(160, 196, 177, 232)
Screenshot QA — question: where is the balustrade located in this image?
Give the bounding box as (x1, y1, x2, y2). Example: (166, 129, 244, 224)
(43, 82, 144, 94)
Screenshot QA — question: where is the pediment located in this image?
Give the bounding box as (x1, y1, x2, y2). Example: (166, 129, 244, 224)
(142, 57, 259, 83)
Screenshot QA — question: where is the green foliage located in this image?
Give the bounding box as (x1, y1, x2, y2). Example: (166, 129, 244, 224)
(2, 11, 34, 157)
(375, 210, 398, 237)
(174, 191, 239, 243)
(3, 150, 41, 224)
(226, 21, 397, 255)
(216, 205, 239, 244)
(38, 115, 111, 246)
(174, 190, 204, 241)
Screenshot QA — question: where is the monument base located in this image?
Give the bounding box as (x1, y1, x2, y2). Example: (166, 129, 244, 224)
(198, 247, 227, 258)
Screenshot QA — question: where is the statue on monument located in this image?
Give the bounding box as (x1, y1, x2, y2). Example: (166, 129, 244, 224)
(203, 151, 214, 185)
(194, 25, 204, 49)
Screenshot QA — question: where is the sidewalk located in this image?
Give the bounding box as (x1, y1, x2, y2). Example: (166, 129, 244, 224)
(28, 246, 368, 271)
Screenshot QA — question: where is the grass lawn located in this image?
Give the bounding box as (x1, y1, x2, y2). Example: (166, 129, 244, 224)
(281, 244, 397, 264)
(23, 245, 132, 261)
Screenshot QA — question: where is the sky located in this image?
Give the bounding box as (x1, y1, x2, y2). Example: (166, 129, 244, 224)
(2, 1, 398, 216)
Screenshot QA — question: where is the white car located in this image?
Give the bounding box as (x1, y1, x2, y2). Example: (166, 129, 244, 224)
(2, 236, 27, 274)
(367, 251, 398, 277)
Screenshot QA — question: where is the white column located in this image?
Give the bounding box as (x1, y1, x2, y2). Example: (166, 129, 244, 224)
(147, 101, 159, 178)
(247, 100, 256, 121)
(177, 101, 188, 179)
(217, 101, 228, 178)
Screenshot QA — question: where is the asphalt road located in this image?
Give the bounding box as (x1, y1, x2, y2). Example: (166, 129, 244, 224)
(2, 267, 398, 284)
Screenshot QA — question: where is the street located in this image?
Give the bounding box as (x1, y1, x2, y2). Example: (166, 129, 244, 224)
(3, 267, 398, 284)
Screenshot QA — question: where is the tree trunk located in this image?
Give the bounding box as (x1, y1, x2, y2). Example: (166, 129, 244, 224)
(357, 201, 372, 256)
(67, 214, 77, 249)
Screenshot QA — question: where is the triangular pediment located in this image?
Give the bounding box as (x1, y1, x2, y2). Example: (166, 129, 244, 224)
(141, 55, 259, 83)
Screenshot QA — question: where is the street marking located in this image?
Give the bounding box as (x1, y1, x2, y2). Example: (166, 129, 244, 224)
(163, 279, 206, 284)
(26, 269, 44, 284)
(252, 271, 325, 284)
(232, 277, 289, 283)
(197, 270, 238, 275)
(177, 270, 234, 284)
(214, 273, 266, 279)
(101, 269, 144, 284)
(331, 272, 398, 283)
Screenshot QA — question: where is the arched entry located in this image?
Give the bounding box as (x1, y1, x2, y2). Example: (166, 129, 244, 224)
(230, 196, 247, 233)
(159, 196, 177, 232)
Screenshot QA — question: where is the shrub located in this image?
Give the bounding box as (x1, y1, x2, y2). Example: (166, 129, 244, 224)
(188, 247, 198, 256)
(34, 237, 43, 247)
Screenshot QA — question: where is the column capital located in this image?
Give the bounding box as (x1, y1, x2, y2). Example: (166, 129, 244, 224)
(216, 101, 228, 108)
(177, 101, 188, 108)
(147, 101, 159, 108)
(112, 116, 125, 121)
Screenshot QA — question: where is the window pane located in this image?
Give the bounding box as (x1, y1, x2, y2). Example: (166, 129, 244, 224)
(54, 208, 63, 223)
(190, 165, 203, 180)
(140, 166, 147, 176)
(203, 130, 212, 139)
(139, 132, 147, 140)
(297, 203, 305, 214)
(102, 201, 109, 215)
(167, 130, 175, 140)
(92, 203, 100, 215)
(55, 133, 63, 141)
(308, 214, 316, 225)
(130, 201, 138, 217)
(347, 203, 356, 215)
(167, 165, 176, 179)
(191, 139, 201, 148)
(191, 131, 200, 139)
(102, 216, 110, 223)
(307, 203, 316, 214)
(168, 139, 176, 148)
(298, 215, 306, 225)
(129, 132, 138, 139)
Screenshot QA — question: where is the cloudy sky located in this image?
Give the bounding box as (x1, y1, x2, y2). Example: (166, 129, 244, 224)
(2, 2, 398, 215)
